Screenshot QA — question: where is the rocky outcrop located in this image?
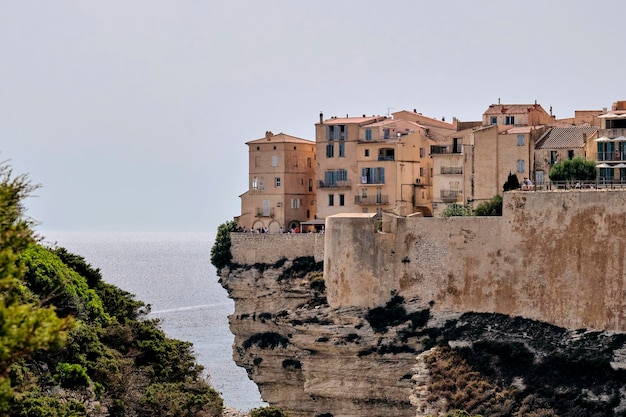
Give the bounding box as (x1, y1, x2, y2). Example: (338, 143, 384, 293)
(220, 258, 626, 417)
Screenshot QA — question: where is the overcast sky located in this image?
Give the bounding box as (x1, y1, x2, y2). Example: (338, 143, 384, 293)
(1, 1, 624, 233)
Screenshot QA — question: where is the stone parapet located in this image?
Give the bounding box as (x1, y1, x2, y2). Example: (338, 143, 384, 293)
(230, 232, 324, 264)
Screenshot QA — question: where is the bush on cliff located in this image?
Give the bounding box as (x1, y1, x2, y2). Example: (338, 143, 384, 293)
(0, 163, 224, 416)
(211, 220, 239, 270)
(250, 405, 289, 417)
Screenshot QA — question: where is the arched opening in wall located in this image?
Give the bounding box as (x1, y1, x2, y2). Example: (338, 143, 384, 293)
(414, 206, 433, 217)
(287, 220, 301, 233)
(268, 221, 281, 233)
(252, 221, 265, 233)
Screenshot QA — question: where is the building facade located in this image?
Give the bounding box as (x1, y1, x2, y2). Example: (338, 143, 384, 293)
(237, 131, 316, 232)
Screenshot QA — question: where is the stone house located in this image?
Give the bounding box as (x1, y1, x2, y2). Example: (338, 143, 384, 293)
(237, 131, 316, 233)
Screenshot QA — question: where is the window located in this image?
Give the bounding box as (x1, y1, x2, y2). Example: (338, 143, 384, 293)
(275, 177, 281, 187)
(326, 143, 334, 158)
(307, 157, 311, 167)
(517, 160, 525, 173)
(252, 177, 258, 190)
(361, 188, 367, 198)
(550, 150, 558, 165)
(255, 156, 261, 167)
(383, 129, 390, 139)
(324, 170, 347, 186)
(272, 155, 278, 167)
(420, 147, 426, 158)
(308, 178, 313, 192)
(365, 129, 372, 140)
(326, 125, 346, 141)
(365, 149, 370, 157)
(339, 142, 345, 157)
(328, 194, 334, 206)
(490, 116, 497, 125)
(291, 199, 301, 209)
(292, 156, 298, 168)
(505, 116, 515, 125)
(262, 200, 270, 217)
(339, 194, 345, 206)
(361, 167, 385, 184)
(420, 167, 425, 176)
(517, 134, 524, 146)
(568, 150, 575, 160)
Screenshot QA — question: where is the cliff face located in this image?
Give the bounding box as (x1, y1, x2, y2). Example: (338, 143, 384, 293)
(220, 258, 626, 417)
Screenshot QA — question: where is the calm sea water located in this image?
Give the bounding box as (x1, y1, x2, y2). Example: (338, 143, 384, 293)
(40, 230, 264, 412)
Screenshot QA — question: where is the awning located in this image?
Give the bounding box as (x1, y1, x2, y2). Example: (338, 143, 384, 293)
(595, 136, 611, 142)
(614, 163, 626, 168)
(300, 219, 326, 226)
(596, 163, 613, 168)
(614, 136, 626, 142)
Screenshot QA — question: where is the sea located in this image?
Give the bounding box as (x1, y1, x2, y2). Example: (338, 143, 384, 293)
(39, 230, 265, 412)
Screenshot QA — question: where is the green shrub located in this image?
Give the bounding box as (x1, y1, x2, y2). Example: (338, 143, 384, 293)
(549, 157, 597, 182)
(210, 220, 239, 270)
(503, 171, 520, 191)
(250, 406, 289, 417)
(474, 195, 502, 216)
(54, 362, 90, 388)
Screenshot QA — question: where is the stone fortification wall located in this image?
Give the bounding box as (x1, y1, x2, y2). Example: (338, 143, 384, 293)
(230, 232, 324, 264)
(325, 190, 626, 332)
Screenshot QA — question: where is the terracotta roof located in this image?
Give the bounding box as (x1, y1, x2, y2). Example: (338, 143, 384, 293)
(322, 116, 383, 125)
(392, 110, 455, 129)
(535, 126, 598, 149)
(483, 103, 548, 115)
(246, 132, 314, 145)
(504, 126, 538, 134)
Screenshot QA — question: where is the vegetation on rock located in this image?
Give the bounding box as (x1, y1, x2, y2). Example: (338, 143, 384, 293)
(210, 220, 239, 270)
(250, 405, 289, 417)
(0, 164, 224, 416)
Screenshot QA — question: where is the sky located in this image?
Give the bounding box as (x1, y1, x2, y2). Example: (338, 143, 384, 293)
(1, 0, 624, 234)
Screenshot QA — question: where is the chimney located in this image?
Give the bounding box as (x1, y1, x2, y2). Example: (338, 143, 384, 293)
(319, 112, 324, 124)
(498, 98, 501, 105)
(265, 131, 273, 140)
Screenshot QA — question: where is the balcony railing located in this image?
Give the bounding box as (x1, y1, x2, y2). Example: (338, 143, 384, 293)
(440, 166, 463, 175)
(318, 179, 352, 189)
(440, 189, 462, 202)
(597, 151, 625, 162)
(431, 145, 463, 155)
(354, 195, 389, 205)
(255, 208, 274, 217)
(378, 156, 395, 161)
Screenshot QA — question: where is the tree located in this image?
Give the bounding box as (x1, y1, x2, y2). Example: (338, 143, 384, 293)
(210, 220, 239, 270)
(549, 157, 597, 183)
(503, 172, 520, 192)
(0, 164, 73, 407)
(474, 195, 503, 216)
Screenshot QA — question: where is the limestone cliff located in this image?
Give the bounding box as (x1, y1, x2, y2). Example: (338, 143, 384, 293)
(220, 257, 626, 417)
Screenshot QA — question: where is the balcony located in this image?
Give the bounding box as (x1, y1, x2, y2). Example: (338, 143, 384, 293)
(431, 145, 463, 155)
(440, 189, 462, 203)
(318, 179, 352, 189)
(378, 155, 395, 161)
(440, 166, 463, 175)
(597, 151, 625, 162)
(255, 208, 274, 218)
(354, 195, 389, 205)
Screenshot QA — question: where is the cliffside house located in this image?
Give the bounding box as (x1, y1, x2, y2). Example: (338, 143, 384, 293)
(236, 131, 316, 233)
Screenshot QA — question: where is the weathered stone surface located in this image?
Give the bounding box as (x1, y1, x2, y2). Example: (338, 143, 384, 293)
(221, 260, 626, 417)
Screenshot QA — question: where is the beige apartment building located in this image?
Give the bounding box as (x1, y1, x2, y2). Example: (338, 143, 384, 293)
(432, 103, 553, 214)
(315, 111, 455, 220)
(237, 131, 316, 232)
(595, 101, 626, 183)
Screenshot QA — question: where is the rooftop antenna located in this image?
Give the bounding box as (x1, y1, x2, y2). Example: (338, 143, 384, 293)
(387, 107, 395, 117)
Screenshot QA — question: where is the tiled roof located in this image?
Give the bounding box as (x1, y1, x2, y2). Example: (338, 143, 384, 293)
(483, 104, 547, 115)
(322, 116, 383, 125)
(246, 132, 314, 145)
(535, 126, 598, 149)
